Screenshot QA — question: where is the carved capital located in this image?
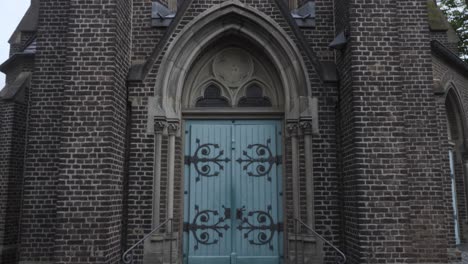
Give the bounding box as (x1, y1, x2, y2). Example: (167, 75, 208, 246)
(167, 122, 180, 136)
(154, 120, 167, 134)
(300, 121, 313, 135)
(287, 122, 299, 138)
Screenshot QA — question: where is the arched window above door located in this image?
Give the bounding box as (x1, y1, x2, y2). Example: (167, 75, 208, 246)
(195, 85, 230, 107)
(182, 40, 283, 110)
(237, 85, 272, 107)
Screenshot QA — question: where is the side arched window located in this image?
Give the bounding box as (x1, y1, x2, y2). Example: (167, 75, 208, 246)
(237, 85, 272, 107)
(195, 85, 230, 107)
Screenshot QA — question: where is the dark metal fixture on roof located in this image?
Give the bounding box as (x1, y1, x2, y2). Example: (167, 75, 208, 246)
(329, 31, 348, 50)
(152, 2, 176, 27)
(291, 1, 316, 28)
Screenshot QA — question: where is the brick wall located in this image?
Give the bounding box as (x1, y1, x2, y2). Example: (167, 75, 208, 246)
(0, 101, 9, 262)
(333, 0, 356, 262)
(302, 0, 335, 62)
(131, 0, 168, 63)
(301, 0, 343, 259)
(334, 0, 454, 262)
(0, 98, 28, 264)
(19, 0, 69, 261)
(334, 0, 362, 262)
(52, 0, 132, 262)
(0, 101, 15, 263)
(398, 1, 451, 262)
(2, 0, 464, 263)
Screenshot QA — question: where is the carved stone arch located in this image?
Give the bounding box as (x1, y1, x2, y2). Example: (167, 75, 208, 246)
(445, 85, 468, 153)
(145, 4, 321, 260)
(183, 37, 284, 109)
(440, 69, 456, 91)
(148, 0, 312, 127)
(443, 82, 468, 247)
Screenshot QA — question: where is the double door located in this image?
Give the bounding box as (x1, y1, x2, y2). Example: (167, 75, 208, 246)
(183, 120, 283, 264)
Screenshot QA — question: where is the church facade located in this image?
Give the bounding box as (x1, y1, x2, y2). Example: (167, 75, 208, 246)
(1, 0, 468, 263)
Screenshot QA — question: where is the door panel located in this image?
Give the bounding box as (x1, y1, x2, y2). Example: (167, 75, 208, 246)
(185, 124, 233, 264)
(184, 120, 283, 264)
(233, 123, 282, 264)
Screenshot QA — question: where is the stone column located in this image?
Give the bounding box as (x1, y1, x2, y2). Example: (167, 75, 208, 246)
(301, 120, 315, 229)
(287, 122, 300, 220)
(166, 121, 180, 232)
(153, 120, 167, 229)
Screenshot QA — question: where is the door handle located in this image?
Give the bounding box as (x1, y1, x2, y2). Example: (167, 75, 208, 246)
(236, 207, 246, 220)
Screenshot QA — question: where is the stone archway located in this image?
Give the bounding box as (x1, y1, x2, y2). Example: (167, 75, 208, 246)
(145, 2, 320, 262)
(445, 86, 468, 245)
(181, 38, 284, 110)
(179, 33, 289, 264)
(147, 1, 315, 126)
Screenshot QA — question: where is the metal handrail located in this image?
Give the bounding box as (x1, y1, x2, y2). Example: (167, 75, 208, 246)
(122, 218, 173, 264)
(293, 218, 346, 264)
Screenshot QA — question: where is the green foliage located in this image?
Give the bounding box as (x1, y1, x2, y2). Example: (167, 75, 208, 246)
(437, 0, 468, 62)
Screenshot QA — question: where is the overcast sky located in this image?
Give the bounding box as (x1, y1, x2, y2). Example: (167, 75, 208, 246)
(0, 1, 31, 88)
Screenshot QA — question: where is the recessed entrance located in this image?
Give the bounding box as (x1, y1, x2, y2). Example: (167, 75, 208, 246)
(143, 3, 319, 263)
(183, 120, 284, 264)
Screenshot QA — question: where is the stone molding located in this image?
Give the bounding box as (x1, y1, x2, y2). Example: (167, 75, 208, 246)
(154, 120, 167, 135)
(167, 122, 180, 136)
(147, 1, 313, 131)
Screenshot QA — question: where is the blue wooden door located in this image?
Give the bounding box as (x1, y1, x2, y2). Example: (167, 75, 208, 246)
(184, 123, 233, 264)
(233, 122, 283, 264)
(184, 120, 283, 264)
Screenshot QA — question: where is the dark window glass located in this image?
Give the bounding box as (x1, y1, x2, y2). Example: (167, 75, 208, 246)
(238, 85, 272, 107)
(196, 85, 230, 107)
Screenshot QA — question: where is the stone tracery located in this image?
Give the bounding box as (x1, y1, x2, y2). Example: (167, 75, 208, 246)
(184, 46, 282, 109)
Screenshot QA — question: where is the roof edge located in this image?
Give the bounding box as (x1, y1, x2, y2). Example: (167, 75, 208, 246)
(8, 0, 39, 44)
(0, 53, 35, 73)
(431, 40, 468, 76)
(0, 72, 32, 103)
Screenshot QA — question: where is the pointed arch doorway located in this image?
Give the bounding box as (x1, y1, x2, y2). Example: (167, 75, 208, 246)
(146, 2, 319, 263)
(181, 39, 286, 264)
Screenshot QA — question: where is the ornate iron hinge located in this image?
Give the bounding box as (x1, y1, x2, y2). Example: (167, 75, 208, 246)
(184, 139, 231, 181)
(236, 205, 283, 251)
(184, 205, 231, 250)
(236, 139, 282, 181)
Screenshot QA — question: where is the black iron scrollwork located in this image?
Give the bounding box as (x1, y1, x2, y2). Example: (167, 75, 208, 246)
(237, 205, 283, 251)
(184, 205, 230, 250)
(185, 139, 231, 182)
(236, 139, 281, 181)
